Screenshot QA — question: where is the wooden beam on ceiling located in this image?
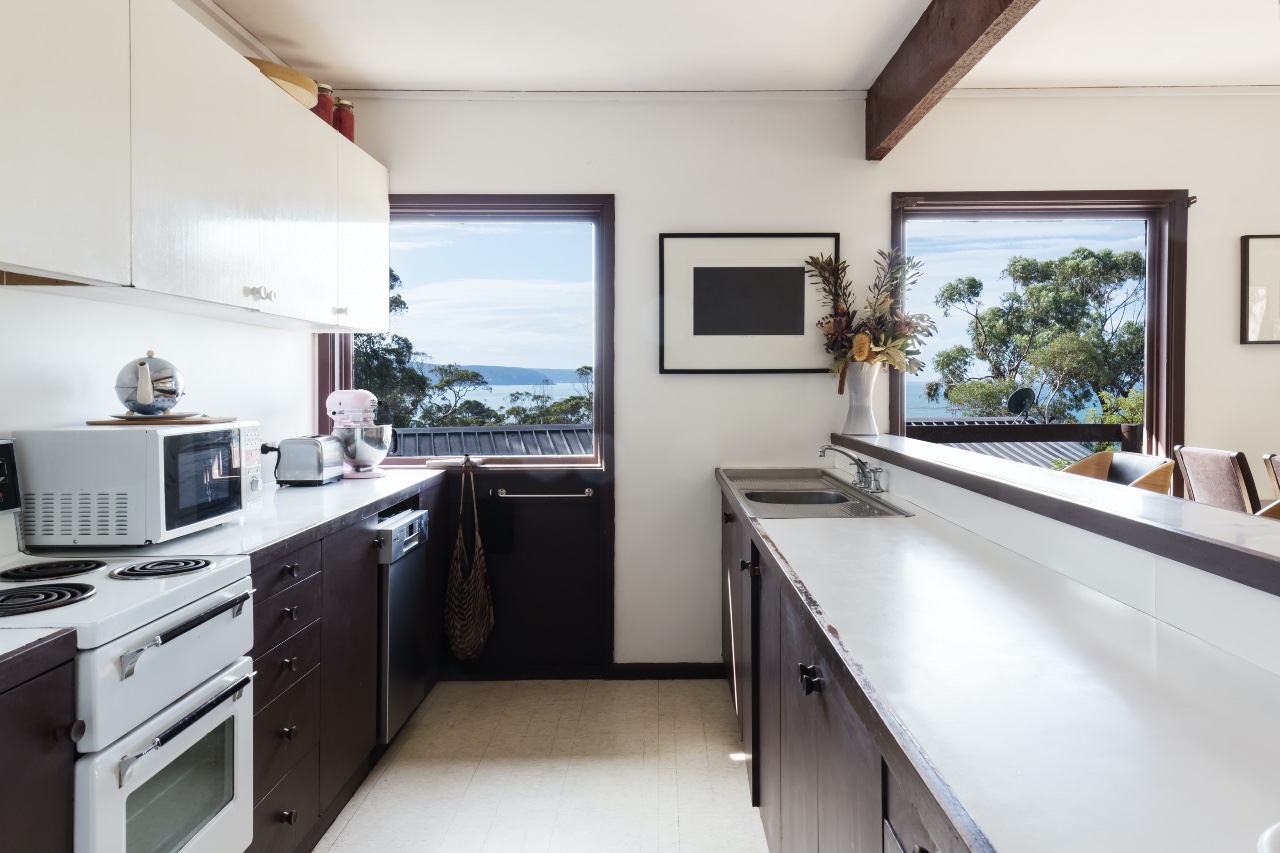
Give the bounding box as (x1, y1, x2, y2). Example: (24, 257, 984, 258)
(865, 0, 1041, 160)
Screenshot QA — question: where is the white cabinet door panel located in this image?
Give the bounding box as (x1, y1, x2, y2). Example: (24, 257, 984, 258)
(335, 139, 390, 333)
(0, 0, 130, 285)
(258, 86, 338, 325)
(130, 0, 261, 308)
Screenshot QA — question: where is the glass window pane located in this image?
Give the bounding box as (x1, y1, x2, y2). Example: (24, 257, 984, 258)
(357, 218, 596, 458)
(126, 717, 235, 853)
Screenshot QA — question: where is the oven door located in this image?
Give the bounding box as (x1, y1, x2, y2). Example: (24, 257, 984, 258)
(76, 658, 254, 853)
(153, 428, 244, 542)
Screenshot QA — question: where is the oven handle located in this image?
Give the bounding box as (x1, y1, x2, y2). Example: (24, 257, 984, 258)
(119, 672, 253, 788)
(120, 590, 253, 680)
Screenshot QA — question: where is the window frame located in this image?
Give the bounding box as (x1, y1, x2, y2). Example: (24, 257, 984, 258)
(889, 190, 1189, 463)
(318, 194, 615, 471)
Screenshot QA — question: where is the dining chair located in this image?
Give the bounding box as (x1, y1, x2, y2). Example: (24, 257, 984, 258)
(1172, 445, 1262, 514)
(1062, 451, 1175, 495)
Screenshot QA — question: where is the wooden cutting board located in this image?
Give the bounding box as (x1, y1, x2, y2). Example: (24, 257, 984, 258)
(85, 416, 238, 426)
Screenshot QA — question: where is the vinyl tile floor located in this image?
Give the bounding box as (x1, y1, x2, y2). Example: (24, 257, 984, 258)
(310, 679, 770, 853)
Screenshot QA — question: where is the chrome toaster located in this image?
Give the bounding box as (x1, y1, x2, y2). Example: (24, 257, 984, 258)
(264, 435, 344, 486)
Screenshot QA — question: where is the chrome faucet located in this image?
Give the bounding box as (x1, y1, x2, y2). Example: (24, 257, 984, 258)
(818, 444, 885, 493)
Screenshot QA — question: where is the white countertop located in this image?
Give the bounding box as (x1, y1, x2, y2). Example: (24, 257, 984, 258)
(51, 469, 445, 558)
(759, 500, 1280, 853)
(0, 627, 68, 659)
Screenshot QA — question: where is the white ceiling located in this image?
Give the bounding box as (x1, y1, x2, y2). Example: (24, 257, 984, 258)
(962, 0, 1280, 88)
(213, 0, 932, 91)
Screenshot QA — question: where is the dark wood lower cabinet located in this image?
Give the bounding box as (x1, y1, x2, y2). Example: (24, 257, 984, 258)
(779, 582, 821, 853)
(319, 513, 381, 809)
(757, 547, 783, 852)
(248, 746, 320, 853)
(0, 659, 76, 853)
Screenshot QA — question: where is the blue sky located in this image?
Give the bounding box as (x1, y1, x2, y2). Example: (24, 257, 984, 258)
(903, 218, 1149, 382)
(388, 219, 595, 368)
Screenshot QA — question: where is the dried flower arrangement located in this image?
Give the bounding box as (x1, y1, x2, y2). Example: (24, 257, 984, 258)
(806, 250, 936, 394)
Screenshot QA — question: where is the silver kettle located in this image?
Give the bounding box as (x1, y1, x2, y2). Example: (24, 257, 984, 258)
(114, 350, 186, 416)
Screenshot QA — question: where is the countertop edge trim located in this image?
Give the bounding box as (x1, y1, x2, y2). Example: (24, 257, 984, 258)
(831, 434, 1280, 600)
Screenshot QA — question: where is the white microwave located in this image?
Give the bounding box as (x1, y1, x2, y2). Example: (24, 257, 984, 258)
(13, 422, 262, 547)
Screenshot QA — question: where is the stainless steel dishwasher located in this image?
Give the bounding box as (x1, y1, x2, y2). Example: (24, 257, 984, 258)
(376, 508, 429, 744)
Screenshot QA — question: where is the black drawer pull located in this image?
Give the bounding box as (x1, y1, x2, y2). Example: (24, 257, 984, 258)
(286, 563, 301, 578)
(281, 656, 299, 673)
(723, 512, 735, 524)
(281, 810, 299, 825)
(281, 725, 299, 741)
(798, 662, 817, 680)
(739, 559, 751, 573)
(283, 606, 300, 621)
(802, 674, 823, 696)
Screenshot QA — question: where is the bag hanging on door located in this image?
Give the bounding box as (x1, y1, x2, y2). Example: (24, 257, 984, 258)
(445, 466, 495, 660)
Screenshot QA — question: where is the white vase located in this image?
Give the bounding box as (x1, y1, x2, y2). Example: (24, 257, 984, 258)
(841, 362, 881, 436)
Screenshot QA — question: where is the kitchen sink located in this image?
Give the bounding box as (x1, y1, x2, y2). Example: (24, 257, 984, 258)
(722, 468, 912, 519)
(742, 490, 852, 505)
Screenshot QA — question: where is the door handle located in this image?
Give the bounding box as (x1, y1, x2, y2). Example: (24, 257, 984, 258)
(283, 606, 300, 621)
(281, 725, 299, 741)
(120, 590, 252, 679)
(281, 810, 299, 825)
(281, 656, 299, 673)
(286, 563, 301, 578)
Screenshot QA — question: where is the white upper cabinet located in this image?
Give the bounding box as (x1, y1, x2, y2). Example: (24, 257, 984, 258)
(0, 0, 131, 285)
(335, 139, 391, 334)
(130, 0, 262, 308)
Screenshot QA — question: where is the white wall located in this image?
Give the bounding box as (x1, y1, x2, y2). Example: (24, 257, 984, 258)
(354, 89, 1280, 663)
(0, 288, 315, 442)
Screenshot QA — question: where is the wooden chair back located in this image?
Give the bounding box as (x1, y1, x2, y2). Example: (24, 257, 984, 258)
(1062, 451, 1174, 495)
(1172, 446, 1261, 514)
(1263, 454, 1280, 504)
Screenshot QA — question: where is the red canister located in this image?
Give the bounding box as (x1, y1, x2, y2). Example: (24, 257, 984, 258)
(333, 98, 355, 142)
(312, 83, 334, 125)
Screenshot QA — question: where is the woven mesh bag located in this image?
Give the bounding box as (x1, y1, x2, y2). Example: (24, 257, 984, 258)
(445, 467, 495, 660)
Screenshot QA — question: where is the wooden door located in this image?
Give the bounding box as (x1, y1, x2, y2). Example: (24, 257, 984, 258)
(0, 661, 76, 853)
(779, 586, 819, 853)
(816, 636, 881, 853)
(320, 515, 380, 808)
(0, 0, 130, 285)
(335, 137, 390, 333)
(444, 468, 610, 676)
(757, 546, 784, 852)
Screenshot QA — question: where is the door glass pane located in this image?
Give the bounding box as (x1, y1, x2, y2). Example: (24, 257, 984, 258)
(163, 430, 242, 530)
(357, 218, 596, 457)
(126, 717, 234, 853)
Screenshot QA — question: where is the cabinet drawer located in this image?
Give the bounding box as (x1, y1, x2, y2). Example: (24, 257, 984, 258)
(248, 745, 319, 853)
(253, 573, 321, 654)
(253, 620, 321, 713)
(252, 540, 322, 601)
(254, 666, 321, 799)
(883, 762, 939, 853)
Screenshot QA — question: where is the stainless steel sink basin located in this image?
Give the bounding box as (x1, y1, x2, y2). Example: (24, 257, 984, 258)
(742, 490, 852, 505)
(722, 468, 912, 519)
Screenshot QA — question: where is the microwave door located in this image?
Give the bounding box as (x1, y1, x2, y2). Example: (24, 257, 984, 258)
(161, 430, 243, 536)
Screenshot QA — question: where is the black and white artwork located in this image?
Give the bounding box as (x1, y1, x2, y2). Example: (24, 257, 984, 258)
(1242, 235, 1280, 343)
(659, 233, 839, 373)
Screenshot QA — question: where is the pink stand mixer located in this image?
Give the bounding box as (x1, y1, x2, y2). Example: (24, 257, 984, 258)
(327, 390, 395, 479)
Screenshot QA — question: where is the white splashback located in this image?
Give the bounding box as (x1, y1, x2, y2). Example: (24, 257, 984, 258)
(0, 287, 317, 559)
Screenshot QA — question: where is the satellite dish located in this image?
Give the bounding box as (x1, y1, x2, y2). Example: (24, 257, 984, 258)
(1007, 388, 1035, 421)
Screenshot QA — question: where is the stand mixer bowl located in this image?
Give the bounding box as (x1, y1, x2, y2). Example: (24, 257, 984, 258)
(334, 425, 394, 475)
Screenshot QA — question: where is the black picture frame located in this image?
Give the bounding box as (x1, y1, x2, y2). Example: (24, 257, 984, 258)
(659, 232, 840, 374)
(1241, 235, 1280, 344)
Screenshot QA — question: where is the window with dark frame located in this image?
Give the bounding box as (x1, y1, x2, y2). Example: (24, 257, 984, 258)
(888, 191, 1188, 472)
(318, 195, 615, 469)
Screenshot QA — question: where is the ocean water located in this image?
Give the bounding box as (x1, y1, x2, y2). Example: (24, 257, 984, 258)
(465, 383, 581, 412)
(904, 380, 952, 419)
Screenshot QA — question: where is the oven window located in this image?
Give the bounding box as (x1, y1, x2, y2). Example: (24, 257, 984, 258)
(163, 430, 242, 531)
(126, 717, 235, 853)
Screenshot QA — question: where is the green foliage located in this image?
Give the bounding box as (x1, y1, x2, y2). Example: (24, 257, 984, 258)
(929, 247, 1147, 423)
(354, 269, 593, 430)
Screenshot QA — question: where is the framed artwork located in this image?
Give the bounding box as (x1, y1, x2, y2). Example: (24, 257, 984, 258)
(659, 232, 839, 373)
(1242, 235, 1280, 343)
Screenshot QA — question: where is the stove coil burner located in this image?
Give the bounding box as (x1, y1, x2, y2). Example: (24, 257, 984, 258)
(0, 583, 96, 616)
(110, 559, 212, 580)
(0, 560, 107, 582)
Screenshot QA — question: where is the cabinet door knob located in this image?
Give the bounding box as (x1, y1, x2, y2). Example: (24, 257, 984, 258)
(802, 674, 823, 696)
(281, 725, 299, 741)
(281, 810, 299, 825)
(283, 606, 300, 621)
(68, 719, 87, 744)
(797, 663, 817, 680)
(739, 559, 751, 573)
(334, 306, 350, 315)
(286, 563, 300, 578)
(723, 512, 735, 524)
(282, 656, 300, 672)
